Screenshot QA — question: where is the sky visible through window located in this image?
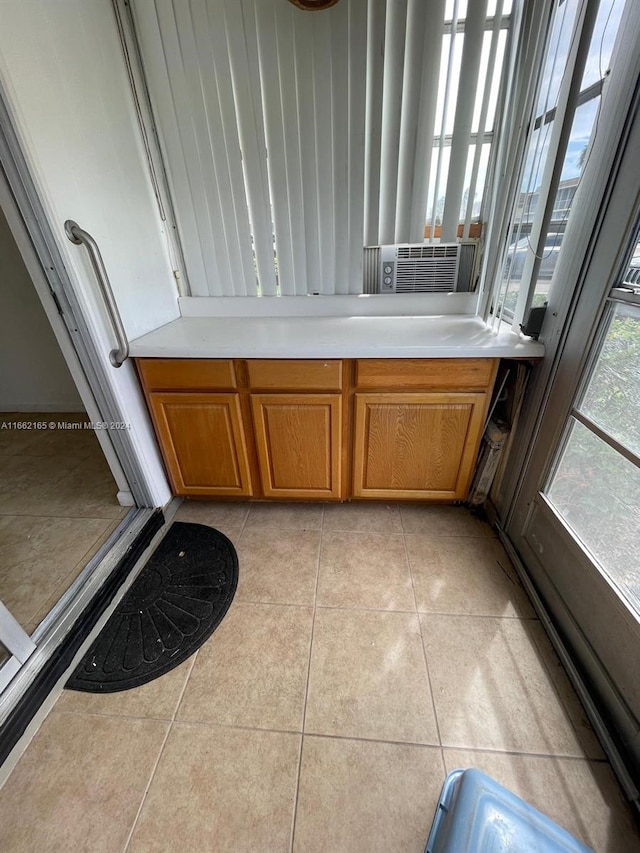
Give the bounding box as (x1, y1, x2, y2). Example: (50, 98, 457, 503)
(530, 0, 625, 187)
(497, 0, 626, 317)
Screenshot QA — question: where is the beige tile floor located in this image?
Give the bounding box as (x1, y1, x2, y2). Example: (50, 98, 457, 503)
(0, 414, 127, 633)
(1, 501, 639, 852)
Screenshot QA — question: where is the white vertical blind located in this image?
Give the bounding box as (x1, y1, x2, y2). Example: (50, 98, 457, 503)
(368, 0, 512, 247)
(428, 1, 460, 241)
(346, 0, 368, 291)
(133, 0, 367, 297)
(253, 0, 300, 295)
(366, 0, 452, 246)
(378, 0, 407, 245)
(363, 0, 385, 246)
(463, 1, 504, 237)
(397, 0, 446, 243)
(441, 0, 488, 241)
(133, 0, 513, 296)
(225, 1, 279, 297)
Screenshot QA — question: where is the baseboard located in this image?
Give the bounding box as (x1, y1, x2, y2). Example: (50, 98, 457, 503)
(496, 524, 640, 808)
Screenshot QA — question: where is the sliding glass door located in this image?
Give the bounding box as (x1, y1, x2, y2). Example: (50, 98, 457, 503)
(509, 226, 640, 779)
(0, 602, 36, 692)
(546, 294, 640, 611)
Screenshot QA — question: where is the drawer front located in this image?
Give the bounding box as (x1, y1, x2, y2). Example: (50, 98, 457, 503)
(355, 358, 496, 390)
(137, 359, 236, 391)
(246, 359, 343, 391)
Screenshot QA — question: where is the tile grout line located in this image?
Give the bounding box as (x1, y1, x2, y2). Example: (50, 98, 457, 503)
(121, 648, 200, 852)
(289, 502, 325, 853)
(167, 645, 201, 724)
(233, 598, 539, 619)
(120, 722, 172, 853)
(238, 505, 250, 540)
(400, 511, 446, 772)
(438, 742, 607, 763)
(51, 705, 597, 764)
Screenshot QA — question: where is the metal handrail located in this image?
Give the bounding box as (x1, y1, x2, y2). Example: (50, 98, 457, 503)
(64, 220, 129, 367)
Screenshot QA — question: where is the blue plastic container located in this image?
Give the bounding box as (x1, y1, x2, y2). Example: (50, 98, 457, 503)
(425, 769, 594, 852)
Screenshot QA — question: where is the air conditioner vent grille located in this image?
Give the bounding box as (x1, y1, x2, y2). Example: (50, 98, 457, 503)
(396, 245, 459, 260)
(394, 263, 458, 291)
(379, 243, 461, 293)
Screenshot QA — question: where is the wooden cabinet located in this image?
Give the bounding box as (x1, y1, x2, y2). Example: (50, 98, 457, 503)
(137, 357, 497, 502)
(353, 392, 487, 500)
(352, 358, 496, 500)
(146, 392, 252, 496)
(138, 358, 345, 500)
(251, 394, 342, 499)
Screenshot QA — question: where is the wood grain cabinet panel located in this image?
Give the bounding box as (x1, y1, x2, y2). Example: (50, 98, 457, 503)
(246, 360, 343, 391)
(356, 358, 496, 390)
(251, 394, 342, 499)
(148, 393, 252, 496)
(137, 358, 236, 391)
(353, 392, 487, 500)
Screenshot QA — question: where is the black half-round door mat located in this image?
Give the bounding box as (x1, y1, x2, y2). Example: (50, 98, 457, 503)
(66, 521, 238, 693)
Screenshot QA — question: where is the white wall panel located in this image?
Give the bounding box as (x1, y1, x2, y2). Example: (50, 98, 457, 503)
(0, 1, 178, 339)
(0, 0, 177, 505)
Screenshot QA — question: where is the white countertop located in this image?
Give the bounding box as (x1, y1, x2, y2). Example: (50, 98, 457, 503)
(129, 314, 544, 359)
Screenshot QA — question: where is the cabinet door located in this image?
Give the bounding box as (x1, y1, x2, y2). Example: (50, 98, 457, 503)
(353, 392, 487, 500)
(148, 393, 252, 496)
(251, 394, 342, 499)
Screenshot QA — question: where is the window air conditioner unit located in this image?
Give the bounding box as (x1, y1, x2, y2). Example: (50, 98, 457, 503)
(379, 243, 460, 293)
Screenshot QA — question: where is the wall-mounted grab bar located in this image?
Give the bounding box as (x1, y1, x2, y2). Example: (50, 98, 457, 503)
(64, 220, 129, 367)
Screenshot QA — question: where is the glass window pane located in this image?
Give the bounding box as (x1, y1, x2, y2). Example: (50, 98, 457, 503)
(459, 143, 492, 222)
(445, 0, 468, 21)
(426, 146, 451, 227)
(472, 31, 507, 133)
(428, 3, 514, 231)
(581, 0, 626, 90)
(435, 33, 465, 137)
(558, 96, 599, 186)
(487, 0, 513, 16)
(497, 121, 552, 313)
(485, 30, 507, 132)
(536, 0, 580, 117)
(531, 97, 600, 304)
(579, 302, 640, 458)
(547, 418, 640, 601)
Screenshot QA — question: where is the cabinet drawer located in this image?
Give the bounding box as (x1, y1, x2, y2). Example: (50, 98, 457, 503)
(246, 359, 343, 391)
(137, 359, 236, 391)
(355, 358, 496, 390)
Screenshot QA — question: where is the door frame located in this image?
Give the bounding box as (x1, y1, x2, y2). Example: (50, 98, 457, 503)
(491, 1, 640, 523)
(485, 4, 640, 800)
(500, 66, 640, 799)
(0, 83, 171, 709)
(0, 88, 156, 508)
